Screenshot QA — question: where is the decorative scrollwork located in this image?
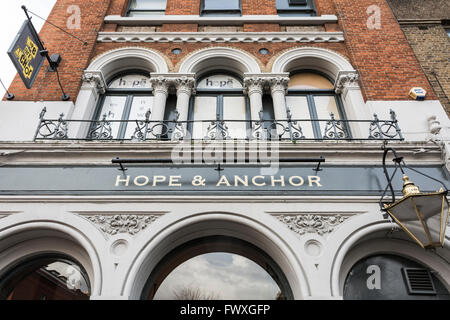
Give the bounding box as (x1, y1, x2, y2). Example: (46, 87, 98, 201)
(88, 114, 113, 140)
(204, 120, 231, 140)
(368, 110, 403, 140)
(35, 108, 68, 140)
(87, 214, 159, 236)
(323, 113, 350, 140)
(276, 214, 351, 236)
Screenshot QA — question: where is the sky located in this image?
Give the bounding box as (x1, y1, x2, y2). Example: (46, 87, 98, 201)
(0, 1, 56, 92)
(153, 252, 281, 300)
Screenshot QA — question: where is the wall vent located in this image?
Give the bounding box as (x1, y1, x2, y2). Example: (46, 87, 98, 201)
(402, 268, 436, 295)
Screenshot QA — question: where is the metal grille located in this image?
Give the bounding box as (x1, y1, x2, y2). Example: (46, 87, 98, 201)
(402, 268, 436, 295)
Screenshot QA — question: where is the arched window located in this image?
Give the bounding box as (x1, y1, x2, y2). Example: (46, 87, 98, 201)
(141, 236, 293, 300)
(190, 73, 250, 140)
(0, 255, 91, 300)
(286, 71, 349, 139)
(90, 72, 153, 140)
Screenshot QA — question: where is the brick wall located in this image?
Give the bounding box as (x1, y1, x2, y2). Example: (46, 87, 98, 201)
(387, 0, 450, 21)
(387, 0, 450, 115)
(334, 0, 436, 101)
(6, 0, 111, 101)
(6, 0, 440, 105)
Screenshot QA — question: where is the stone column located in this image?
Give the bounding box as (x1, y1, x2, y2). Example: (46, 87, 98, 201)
(269, 76, 290, 139)
(334, 71, 365, 139)
(244, 77, 265, 139)
(150, 77, 170, 137)
(70, 71, 107, 139)
(174, 76, 195, 140)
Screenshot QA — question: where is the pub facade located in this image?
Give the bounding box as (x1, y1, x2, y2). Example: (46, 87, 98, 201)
(0, 0, 449, 300)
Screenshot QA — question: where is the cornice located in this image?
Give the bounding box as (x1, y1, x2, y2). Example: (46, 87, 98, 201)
(104, 14, 338, 26)
(0, 141, 444, 166)
(97, 31, 344, 44)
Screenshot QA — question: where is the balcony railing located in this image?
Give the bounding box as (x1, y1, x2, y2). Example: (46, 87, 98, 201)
(34, 107, 403, 142)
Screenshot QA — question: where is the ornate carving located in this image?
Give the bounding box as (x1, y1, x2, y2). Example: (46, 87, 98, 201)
(243, 77, 264, 95)
(175, 76, 196, 96)
(82, 71, 107, 94)
(87, 215, 159, 236)
(150, 77, 171, 96)
(334, 71, 359, 94)
(276, 214, 350, 236)
(268, 77, 290, 94)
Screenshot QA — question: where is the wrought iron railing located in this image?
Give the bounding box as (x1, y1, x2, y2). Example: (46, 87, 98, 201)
(34, 107, 403, 142)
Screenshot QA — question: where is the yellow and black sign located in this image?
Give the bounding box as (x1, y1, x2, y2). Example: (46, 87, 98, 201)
(8, 20, 45, 89)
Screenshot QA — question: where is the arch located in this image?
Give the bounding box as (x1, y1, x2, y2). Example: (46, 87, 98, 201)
(122, 211, 309, 300)
(87, 47, 170, 82)
(0, 212, 105, 297)
(331, 221, 450, 298)
(178, 47, 262, 78)
(271, 47, 355, 81)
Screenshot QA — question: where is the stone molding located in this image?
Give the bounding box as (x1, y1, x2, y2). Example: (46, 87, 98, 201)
(103, 14, 339, 26)
(81, 71, 107, 95)
(334, 71, 360, 94)
(97, 32, 344, 44)
(275, 214, 352, 236)
(85, 214, 160, 236)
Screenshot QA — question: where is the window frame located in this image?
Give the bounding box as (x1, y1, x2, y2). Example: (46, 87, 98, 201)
(276, 0, 317, 16)
(286, 70, 350, 140)
(91, 70, 153, 140)
(126, 0, 167, 16)
(200, 0, 242, 16)
(189, 71, 251, 140)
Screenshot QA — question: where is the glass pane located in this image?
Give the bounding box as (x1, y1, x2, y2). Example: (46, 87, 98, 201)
(203, 0, 240, 10)
(223, 96, 247, 139)
(314, 95, 341, 137)
(3, 260, 90, 300)
(96, 96, 128, 139)
(193, 96, 217, 140)
(153, 253, 281, 300)
(130, 0, 166, 10)
(124, 96, 154, 139)
(285, 96, 314, 139)
(288, 73, 334, 90)
(197, 74, 243, 90)
(109, 74, 151, 89)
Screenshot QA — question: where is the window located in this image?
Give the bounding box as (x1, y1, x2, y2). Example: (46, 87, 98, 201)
(201, 0, 241, 16)
(276, 0, 316, 16)
(142, 236, 293, 300)
(0, 255, 90, 300)
(91, 72, 153, 140)
(127, 0, 167, 16)
(285, 71, 349, 139)
(190, 73, 249, 140)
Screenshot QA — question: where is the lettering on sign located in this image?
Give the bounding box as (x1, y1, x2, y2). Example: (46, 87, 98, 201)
(115, 174, 323, 188)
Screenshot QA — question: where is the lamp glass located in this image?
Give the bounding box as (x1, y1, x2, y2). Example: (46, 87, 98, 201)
(386, 191, 449, 248)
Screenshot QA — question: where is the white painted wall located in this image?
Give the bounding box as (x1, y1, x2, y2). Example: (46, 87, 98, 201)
(0, 101, 74, 142)
(366, 100, 450, 142)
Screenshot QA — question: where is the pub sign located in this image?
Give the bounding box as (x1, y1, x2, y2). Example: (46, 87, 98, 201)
(7, 20, 45, 89)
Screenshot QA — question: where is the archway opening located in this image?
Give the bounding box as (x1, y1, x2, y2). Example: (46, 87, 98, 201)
(141, 236, 293, 300)
(0, 253, 91, 300)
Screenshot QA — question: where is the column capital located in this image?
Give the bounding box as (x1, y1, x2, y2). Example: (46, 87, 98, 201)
(81, 70, 107, 94)
(334, 71, 359, 94)
(268, 76, 290, 94)
(243, 76, 265, 95)
(175, 76, 196, 96)
(150, 76, 171, 96)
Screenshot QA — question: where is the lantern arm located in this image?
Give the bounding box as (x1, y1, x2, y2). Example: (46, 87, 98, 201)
(379, 147, 406, 211)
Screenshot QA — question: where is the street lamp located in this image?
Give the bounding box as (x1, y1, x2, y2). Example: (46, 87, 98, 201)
(380, 147, 449, 249)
